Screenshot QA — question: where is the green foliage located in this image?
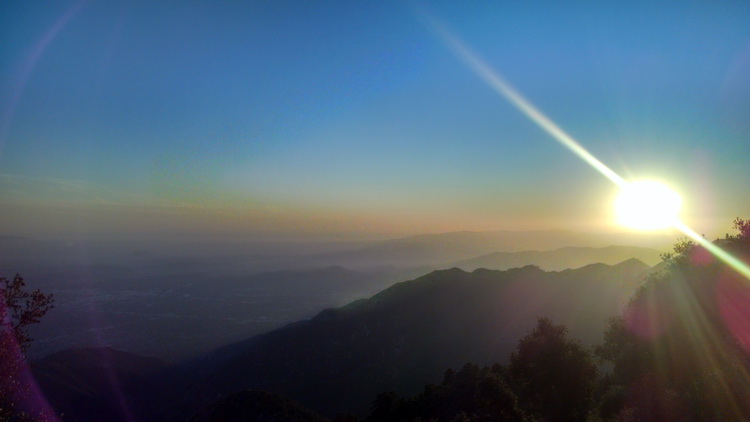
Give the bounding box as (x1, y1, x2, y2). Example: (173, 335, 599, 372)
(1, 274, 55, 352)
(367, 362, 527, 422)
(595, 218, 750, 421)
(594, 317, 644, 385)
(726, 217, 750, 242)
(367, 318, 598, 422)
(509, 318, 598, 422)
(658, 237, 698, 269)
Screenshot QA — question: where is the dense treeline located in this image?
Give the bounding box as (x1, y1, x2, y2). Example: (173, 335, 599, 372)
(365, 317, 594, 422)
(594, 218, 750, 421)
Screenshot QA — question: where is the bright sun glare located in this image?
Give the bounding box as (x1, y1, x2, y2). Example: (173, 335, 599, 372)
(615, 180, 682, 230)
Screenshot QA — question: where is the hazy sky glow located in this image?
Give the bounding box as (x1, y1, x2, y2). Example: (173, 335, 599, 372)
(1, 0, 749, 239)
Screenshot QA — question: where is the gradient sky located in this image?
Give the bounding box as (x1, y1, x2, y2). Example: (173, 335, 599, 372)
(1, 0, 749, 239)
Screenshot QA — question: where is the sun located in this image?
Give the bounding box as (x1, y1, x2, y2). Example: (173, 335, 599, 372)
(615, 180, 682, 230)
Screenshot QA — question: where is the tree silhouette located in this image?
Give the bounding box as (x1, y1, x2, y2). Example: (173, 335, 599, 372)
(509, 317, 598, 422)
(596, 218, 750, 421)
(365, 318, 605, 422)
(728, 217, 750, 241)
(368, 391, 403, 421)
(366, 362, 528, 422)
(1, 274, 54, 420)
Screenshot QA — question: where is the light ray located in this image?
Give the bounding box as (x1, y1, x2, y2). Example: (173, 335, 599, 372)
(422, 15, 750, 281)
(0, 1, 87, 156)
(426, 20, 626, 188)
(674, 221, 750, 280)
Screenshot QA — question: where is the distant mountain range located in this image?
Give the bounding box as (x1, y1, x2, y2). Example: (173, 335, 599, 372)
(314, 230, 672, 268)
(19, 236, 663, 361)
(450, 245, 662, 271)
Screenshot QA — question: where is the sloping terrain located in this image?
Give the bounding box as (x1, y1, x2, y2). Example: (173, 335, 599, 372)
(189, 259, 649, 416)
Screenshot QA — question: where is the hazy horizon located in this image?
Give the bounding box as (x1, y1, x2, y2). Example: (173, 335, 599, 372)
(2, 1, 749, 241)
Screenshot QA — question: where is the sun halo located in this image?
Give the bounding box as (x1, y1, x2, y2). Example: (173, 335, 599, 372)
(615, 180, 683, 231)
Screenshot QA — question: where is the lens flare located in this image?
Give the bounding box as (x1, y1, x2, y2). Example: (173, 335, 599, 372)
(615, 180, 682, 230)
(420, 13, 750, 282)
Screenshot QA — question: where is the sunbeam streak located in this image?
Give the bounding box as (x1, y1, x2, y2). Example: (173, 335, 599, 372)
(427, 21, 626, 188)
(0, 0, 87, 159)
(425, 17, 750, 281)
(674, 222, 750, 280)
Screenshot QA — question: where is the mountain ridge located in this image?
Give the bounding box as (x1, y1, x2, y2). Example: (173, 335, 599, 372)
(450, 245, 661, 271)
(187, 259, 650, 416)
(310, 230, 672, 268)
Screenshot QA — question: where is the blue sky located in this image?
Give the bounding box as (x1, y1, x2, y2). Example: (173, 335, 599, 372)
(1, 0, 749, 238)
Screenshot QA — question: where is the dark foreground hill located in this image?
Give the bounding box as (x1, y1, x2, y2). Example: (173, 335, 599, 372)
(186, 259, 649, 417)
(32, 347, 174, 421)
(188, 390, 329, 422)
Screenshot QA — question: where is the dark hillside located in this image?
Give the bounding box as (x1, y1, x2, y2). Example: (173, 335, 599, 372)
(189, 259, 649, 416)
(32, 348, 173, 421)
(189, 390, 329, 422)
